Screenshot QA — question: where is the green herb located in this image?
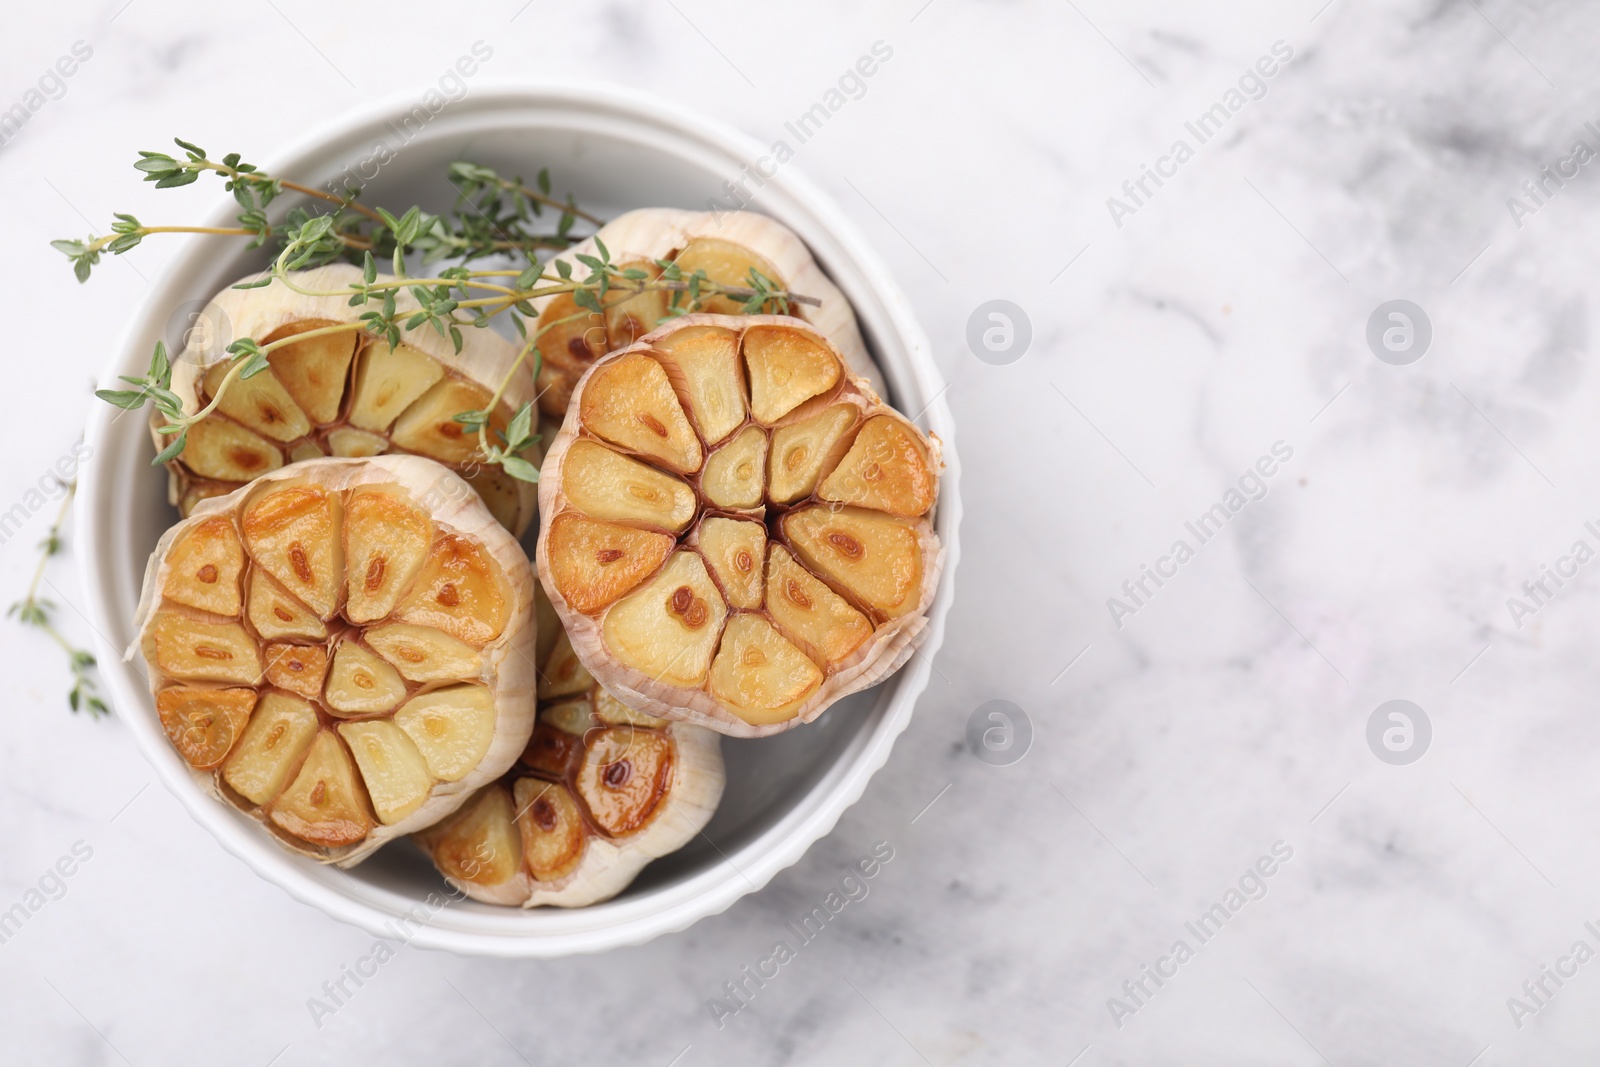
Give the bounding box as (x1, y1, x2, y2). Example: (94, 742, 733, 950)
(54, 139, 587, 280)
(8, 482, 107, 716)
(58, 137, 819, 485)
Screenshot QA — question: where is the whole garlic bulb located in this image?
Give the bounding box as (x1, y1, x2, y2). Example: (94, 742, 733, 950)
(160, 264, 539, 534)
(415, 583, 724, 907)
(530, 208, 885, 419)
(132, 455, 538, 867)
(537, 314, 943, 737)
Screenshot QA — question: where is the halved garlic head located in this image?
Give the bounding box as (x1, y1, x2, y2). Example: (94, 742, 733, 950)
(414, 582, 724, 908)
(531, 209, 883, 419)
(161, 264, 539, 534)
(133, 455, 537, 867)
(536, 315, 943, 737)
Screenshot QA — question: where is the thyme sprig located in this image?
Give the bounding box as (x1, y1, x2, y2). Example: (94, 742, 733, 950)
(8, 483, 107, 716)
(61, 139, 816, 485)
(450, 161, 605, 232)
(51, 138, 589, 282)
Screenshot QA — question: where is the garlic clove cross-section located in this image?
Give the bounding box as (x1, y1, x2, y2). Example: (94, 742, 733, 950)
(537, 314, 943, 737)
(414, 582, 724, 907)
(160, 264, 540, 534)
(132, 455, 537, 867)
(530, 209, 885, 420)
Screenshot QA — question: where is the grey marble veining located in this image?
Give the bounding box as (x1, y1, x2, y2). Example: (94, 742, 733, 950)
(6, 0, 1600, 1063)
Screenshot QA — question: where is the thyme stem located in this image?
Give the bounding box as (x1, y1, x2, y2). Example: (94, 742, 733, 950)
(481, 173, 605, 228)
(9, 482, 107, 716)
(191, 157, 387, 224)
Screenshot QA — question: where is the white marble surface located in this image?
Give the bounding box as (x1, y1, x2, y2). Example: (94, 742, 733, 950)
(6, 0, 1600, 1063)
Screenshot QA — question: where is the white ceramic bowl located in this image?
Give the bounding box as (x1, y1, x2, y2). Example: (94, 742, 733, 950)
(78, 83, 961, 957)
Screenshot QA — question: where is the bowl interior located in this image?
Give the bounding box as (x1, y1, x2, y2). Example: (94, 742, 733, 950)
(85, 87, 956, 955)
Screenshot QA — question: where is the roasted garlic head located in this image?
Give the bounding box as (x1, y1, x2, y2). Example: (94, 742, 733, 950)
(133, 456, 537, 866)
(415, 583, 723, 907)
(161, 264, 538, 533)
(537, 315, 942, 737)
(531, 209, 884, 419)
